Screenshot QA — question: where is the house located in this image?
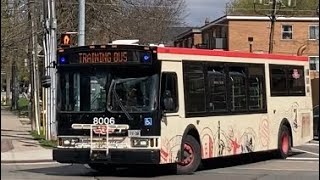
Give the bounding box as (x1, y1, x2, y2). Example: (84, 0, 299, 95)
(174, 28, 202, 48)
(174, 15, 319, 106)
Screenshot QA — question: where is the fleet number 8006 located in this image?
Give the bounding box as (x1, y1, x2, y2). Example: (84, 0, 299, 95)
(93, 117, 115, 125)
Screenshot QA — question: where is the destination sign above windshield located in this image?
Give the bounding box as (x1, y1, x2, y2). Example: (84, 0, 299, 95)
(57, 48, 153, 65)
(79, 51, 128, 64)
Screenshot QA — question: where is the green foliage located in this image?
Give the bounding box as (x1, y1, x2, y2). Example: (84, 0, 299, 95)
(30, 130, 57, 148)
(17, 97, 29, 110)
(31, 130, 43, 140)
(226, 0, 319, 16)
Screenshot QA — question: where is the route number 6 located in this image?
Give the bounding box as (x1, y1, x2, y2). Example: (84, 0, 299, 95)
(93, 117, 115, 125)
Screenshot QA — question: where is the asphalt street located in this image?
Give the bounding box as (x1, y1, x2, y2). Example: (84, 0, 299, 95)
(2, 141, 319, 180)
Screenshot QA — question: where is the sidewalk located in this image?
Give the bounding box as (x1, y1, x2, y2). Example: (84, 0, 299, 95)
(1, 106, 53, 163)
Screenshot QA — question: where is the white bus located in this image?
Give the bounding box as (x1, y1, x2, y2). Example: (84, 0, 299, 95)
(51, 44, 313, 175)
(156, 47, 313, 174)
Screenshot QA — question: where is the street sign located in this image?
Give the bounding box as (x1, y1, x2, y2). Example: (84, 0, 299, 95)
(60, 33, 71, 46)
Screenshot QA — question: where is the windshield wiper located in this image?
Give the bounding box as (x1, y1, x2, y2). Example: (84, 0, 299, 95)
(111, 80, 133, 121)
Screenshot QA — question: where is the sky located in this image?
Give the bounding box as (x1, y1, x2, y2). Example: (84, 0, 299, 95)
(185, 0, 230, 26)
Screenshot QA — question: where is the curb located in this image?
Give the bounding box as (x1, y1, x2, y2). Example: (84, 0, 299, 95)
(1, 159, 54, 164)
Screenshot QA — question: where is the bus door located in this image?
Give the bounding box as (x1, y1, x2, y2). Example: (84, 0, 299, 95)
(159, 71, 181, 163)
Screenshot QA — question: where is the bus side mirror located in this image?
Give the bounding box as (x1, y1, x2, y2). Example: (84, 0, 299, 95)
(42, 76, 51, 88)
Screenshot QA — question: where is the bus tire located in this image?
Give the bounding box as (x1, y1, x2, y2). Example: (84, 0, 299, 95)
(176, 135, 201, 175)
(276, 125, 291, 159)
(87, 163, 116, 173)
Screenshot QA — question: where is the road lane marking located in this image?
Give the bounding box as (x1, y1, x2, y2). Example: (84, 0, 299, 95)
(305, 143, 319, 146)
(292, 148, 319, 156)
(1, 161, 59, 166)
(287, 157, 319, 161)
(234, 167, 318, 172)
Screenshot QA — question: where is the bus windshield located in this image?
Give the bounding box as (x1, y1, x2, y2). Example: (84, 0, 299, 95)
(58, 71, 108, 111)
(57, 69, 159, 113)
(107, 74, 159, 113)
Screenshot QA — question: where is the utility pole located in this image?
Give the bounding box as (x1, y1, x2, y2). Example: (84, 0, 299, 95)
(28, 0, 35, 131)
(42, 0, 51, 140)
(78, 0, 85, 46)
(49, 0, 57, 140)
(30, 0, 41, 134)
(268, 0, 277, 54)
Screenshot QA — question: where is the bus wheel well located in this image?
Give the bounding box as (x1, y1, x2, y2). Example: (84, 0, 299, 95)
(186, 128, 200, 145)
(279, 119, 293, 147)
(179, 125, 201, 161)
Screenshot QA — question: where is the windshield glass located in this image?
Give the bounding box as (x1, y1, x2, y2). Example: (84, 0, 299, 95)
(58, 71, 107, 111)
(107, 74, 159, 112)
(57, 69, 159, 113)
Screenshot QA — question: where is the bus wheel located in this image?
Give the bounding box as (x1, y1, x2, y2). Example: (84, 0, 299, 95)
(276, 125, 291, 159)
(87, 163, 116, 173)
(176, 135, 201, 175)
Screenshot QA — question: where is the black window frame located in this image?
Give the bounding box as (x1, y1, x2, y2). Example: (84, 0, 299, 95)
(247, 65, 267, 111)
(269, 64, 306, 97)
(227, 64, 248, 113)
(183, 61, 267, 118)
(183, 62, 207, 115)
(160, 72, 179, 113)
(206, 62, 229, 113)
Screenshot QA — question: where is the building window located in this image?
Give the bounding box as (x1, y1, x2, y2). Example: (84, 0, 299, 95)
(309, 56, 319, 71)
(309, 25, 319, 40)
(281, 25, 293, 40)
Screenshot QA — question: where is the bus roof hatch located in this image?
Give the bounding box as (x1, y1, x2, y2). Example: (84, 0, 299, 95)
(111, 39, 139, 45)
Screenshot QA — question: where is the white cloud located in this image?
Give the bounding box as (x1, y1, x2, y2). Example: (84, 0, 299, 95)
(184, 0, 230, 26)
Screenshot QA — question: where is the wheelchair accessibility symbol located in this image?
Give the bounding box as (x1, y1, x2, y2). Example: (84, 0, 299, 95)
(144, 117, 153, 126)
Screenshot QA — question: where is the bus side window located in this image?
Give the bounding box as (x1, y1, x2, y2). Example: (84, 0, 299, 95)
(161, 72, 178, 113)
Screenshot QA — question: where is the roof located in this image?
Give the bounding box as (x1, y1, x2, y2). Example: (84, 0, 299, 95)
(201, 15, 319, 31)
(175, 28, 202, 40)
(162, 26, 193, 45)
(157, 47, 308, 61)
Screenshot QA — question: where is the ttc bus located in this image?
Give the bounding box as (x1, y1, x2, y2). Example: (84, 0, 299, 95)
(51, 42, 313, 174)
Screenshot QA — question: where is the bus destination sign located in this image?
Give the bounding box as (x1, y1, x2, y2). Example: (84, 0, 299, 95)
(58, 48, 153, 65)
(79, 51, 128, 64)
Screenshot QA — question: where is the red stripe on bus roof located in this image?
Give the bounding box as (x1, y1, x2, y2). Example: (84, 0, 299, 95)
(157, 47, 308, 61)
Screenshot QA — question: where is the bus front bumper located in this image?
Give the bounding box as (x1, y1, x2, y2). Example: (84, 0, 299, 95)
(53, 148, 160, 164)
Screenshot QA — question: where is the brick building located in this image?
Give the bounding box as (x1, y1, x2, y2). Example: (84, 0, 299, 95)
(174, 15, 319, 106)
(174, 28, 202, 48)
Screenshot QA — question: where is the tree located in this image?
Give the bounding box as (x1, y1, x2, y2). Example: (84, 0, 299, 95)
(55, 0, 187, 45)
(226, 0, 319, 16)
(1, 0, 31, 104)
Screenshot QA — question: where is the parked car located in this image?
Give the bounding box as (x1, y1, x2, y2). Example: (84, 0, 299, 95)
(313, 105, 319, 139)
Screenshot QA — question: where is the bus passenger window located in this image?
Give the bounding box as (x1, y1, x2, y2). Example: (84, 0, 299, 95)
(161, 73, 178, 112)
(207, 65, 227, 112)
(229, 66, 247, 111)
(248, 66, 265, 111)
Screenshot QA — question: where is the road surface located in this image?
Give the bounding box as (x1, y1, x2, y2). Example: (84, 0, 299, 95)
(2, 141, 318, 180)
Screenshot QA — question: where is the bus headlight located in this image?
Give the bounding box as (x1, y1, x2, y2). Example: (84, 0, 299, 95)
(131, 138, 149, 147)
(60, 138, 80, 146)
(63, 140, 70, 145)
